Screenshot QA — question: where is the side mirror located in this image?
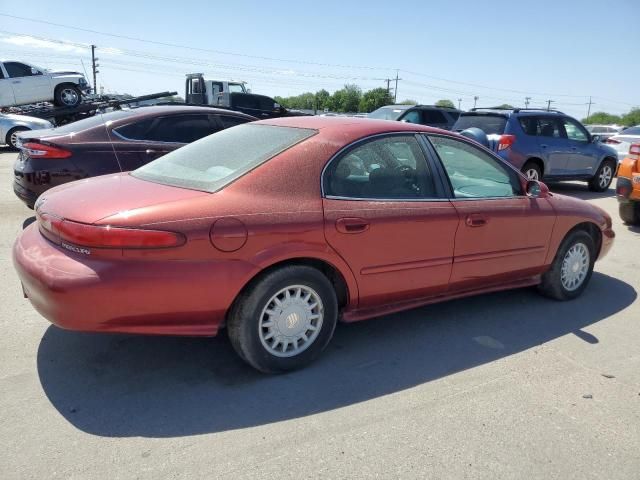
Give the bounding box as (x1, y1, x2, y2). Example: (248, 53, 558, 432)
(30, 67, 41, 76)
(591, 134, 601, 143)
(526, 180, 549, 198)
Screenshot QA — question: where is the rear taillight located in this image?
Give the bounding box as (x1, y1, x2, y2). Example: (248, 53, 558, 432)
(629, 143, 640, 161)
(498, 134, 516, 151)
(605, 138, 621, 145)
(21, 142, 72, 159)
(37, 213, 185, 249)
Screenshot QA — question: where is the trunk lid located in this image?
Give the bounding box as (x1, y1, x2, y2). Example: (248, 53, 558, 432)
(35, 172, 208, 224)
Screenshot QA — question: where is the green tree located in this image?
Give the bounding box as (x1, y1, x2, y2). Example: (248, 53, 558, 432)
(315, 89, 330, 111)
(359, 88, 393, 113)
(581, 111, 622, 125)
(398, 99, 417, 105)
(435, 99, 455, 108)
(495, 103, 514, 109)
(621, 108, 640, 127)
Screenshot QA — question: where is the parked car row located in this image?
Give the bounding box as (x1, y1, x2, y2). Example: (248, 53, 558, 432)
(12, 115, 615, 373)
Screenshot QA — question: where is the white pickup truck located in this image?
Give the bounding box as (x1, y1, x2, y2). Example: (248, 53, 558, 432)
(0, 60, 90, 108)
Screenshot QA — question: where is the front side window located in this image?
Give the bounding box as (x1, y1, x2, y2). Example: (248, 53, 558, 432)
(563, 118, 589, 142)
(324, 135, 436, 199)
(537, 117, 563, 138)
(133, 124, 315, 193)
(428, 135, 521, 199)
(401, 110, 421, 124)
(4, 62, 35, 78)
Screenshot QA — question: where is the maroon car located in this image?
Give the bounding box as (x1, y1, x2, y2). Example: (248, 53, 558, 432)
(13, 117, 614, 373)
(13, 106, 255, 208)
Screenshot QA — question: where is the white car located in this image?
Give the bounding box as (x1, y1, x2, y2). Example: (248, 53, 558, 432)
(0, 60, 90, 108)
(0, 113, 53, 149)
(604, 125, 640, 162)
(585, 124, 624, 141)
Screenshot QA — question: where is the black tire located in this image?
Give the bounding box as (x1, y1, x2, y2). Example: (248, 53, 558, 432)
(521, 161, 542, 181)
(54, 84, 82, 107)
(5, 127, 29, 149)
(227, 265, 338, 373)
(619, 201, 640, 225)
(588, 159, 615, 192)
(538, 230, 596, 301)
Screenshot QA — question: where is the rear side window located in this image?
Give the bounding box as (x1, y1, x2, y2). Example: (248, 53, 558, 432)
(132, 124, 316, 193)
(519, 117, 563, 138)
(218, 115, 251, 128)
(453, 114, 507, 135)
(115, 115, 218, 143)
(422, 110, 447, 124)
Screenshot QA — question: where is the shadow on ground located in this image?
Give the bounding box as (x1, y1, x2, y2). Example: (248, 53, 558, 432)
(37, 272, 635, 438)
(546, 181, 615, 201)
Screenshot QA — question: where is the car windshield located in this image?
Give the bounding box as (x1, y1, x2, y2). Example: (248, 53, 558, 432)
(453, 114, 508, 135)
(132, 124, 316, 193)
(368, 106, 409, 121)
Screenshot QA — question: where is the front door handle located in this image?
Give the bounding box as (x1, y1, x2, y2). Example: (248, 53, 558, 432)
(465, 214, 488, 227)
(336, 217, 369, 234)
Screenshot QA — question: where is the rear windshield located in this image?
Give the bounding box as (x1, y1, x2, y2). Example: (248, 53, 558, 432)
(50, 110, 135, 134)
(368, 106, 409, 121)
(132, 124, 316, 193)
(453, 114, 508, 135)
(621, 126, 640, 135)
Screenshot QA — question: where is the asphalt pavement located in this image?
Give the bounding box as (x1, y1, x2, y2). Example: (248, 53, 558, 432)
(0, 148, 638, 479)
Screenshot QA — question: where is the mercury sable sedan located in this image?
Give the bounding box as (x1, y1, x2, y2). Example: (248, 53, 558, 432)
(13, 117, 615, 373)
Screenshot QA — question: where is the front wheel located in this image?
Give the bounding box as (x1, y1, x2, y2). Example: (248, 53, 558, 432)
(522, 161, 542, 181)
(228, 266, 338, 373)
(54, 85, 82, 107)
(538, 230, 595, 301)
(588, 159, 615, 192)
(619, 202, 640, 225)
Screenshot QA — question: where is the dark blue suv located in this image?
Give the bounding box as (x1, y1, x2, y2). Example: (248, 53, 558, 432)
(452, 108, 619, 191)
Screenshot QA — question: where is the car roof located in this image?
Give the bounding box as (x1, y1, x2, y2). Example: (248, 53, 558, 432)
(257, 115, 452, 143)
(117, 105, 256, 120)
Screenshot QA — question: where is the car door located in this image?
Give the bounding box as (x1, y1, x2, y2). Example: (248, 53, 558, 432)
(425, 134, 556, 290)
(561, 117, 599, 176)
(322, 134, 458, 309)
(3, 62, 51, 105)
(110, 113, 221, 171)
(534, 116, 570, 175)
(0, 64, 17, 107)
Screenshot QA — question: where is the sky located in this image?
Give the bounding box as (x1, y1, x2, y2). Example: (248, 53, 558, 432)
(0, 0, 638, 119)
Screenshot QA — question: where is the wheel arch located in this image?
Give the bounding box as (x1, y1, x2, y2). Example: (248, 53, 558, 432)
(557, 221, 602, 260)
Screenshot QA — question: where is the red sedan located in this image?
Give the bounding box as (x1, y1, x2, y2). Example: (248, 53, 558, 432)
(13, 117, 614, 372)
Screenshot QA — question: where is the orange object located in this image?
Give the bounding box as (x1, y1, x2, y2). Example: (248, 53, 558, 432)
(616, 143, 640, 223)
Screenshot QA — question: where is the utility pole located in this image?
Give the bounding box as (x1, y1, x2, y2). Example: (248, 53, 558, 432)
(457, 98, 462, 110)
(586, 96, 594, 122)
(546, 99, 554, 111)
(473, 96, 479, 108)
(91, 45, 99, 95)
(525, 96, 531, 108)
(385, 78, 391, 98)
(393, 70, 402, 103)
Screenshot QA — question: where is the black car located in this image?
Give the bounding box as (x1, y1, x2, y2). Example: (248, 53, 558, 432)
(13, 106, 255, 208)
(367, 104, 461, 130)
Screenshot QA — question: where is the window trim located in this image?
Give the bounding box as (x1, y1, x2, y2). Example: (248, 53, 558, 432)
(321, 132, 448, 202)
(424, 133, 526, 201)
(561, 116, 590, 143)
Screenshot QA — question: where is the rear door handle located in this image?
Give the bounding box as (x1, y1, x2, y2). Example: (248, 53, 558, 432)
(336, 217, 369, 234)
(465, 214, 488, 227)
(540, 144, 548, 148)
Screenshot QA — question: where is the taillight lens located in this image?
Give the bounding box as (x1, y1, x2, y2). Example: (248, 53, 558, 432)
(605, 138, 621, 145)
(498, 134, 516, 151)
(37, 213, 185, 249)
(21, 142, 72, 159)
(629, 143, 640, 160)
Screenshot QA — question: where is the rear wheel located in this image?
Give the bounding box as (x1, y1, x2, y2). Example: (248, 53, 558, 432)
(619, 201, 640, 225)
(227, 266, 338, 373)
(588, 159, 615, 192)
(522, 161, 542, 181)
(54, 85, 82, 107)
(5, 127, 29, 149)
(538, 230, 595, 301)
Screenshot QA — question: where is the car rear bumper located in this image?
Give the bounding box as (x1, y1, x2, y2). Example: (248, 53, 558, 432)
(13, 224, 252, 336)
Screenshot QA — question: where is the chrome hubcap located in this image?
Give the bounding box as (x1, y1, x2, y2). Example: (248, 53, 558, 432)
(61, 88, 79, 105)
(10, 131, 21, 147)
(258, 285, 324, 357)
(560, 243, 589, 291)
(599, 165, 613, 188)
(525, 168, 539, 180)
